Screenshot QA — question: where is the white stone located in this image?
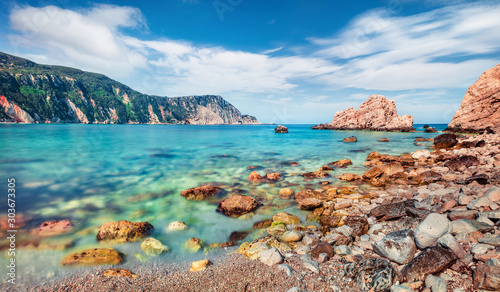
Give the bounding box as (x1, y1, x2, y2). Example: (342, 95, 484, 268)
(259, 247, 283, 266)
(413, 149, 431, 159)
(287, 288, 302, 292)
(425, 275, 447, 292)
(303, 260, 320, 273)
(471, 243, 494, 255)
(415, 213, 452, 249)
(390, 285, 414, 292)
(438, 234, 465, 259)
(336, 225, 354, 237)
(278, 264, 293, 276)
(167, 221, 188, 231)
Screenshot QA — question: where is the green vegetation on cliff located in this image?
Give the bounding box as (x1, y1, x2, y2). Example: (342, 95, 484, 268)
(0, 52, 259, 124)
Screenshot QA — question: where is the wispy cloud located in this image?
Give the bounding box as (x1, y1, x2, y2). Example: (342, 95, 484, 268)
(262, 46, 284, 54)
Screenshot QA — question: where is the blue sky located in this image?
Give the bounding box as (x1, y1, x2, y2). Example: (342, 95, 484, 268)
(1, 0, 499, 124)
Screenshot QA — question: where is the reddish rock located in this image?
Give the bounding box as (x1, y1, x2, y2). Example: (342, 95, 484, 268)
(32, 220, 72, 237)
(253, 219, 273, 229)
(367, 151, 381, 161)
(312, 95, 414, 132)
(301, 171, 331, 179)
(435, 200, 457, 213)
(297, 198, 323, 210)
(96, 220, 153, 243)
(362, 167, 384, 180)
(338, 173, 361, 182)
(329, 159, 353, 168)
(433, 133, 458, 149)
(294, 190, 331, 202)
(370, 200, 416, 221)
(274, 125, 288, 133)
(343, 216, 369, 237)
(448, 210, 478, 221)
(311, 242, 334, 258)
(319, 215, 341, 228)
(181, 185, 222, 200)
(319, 165, 334, 171)
(473, 264, 500, 290)
(62, 248, 124, 266)
(343, 136, 357, 142)
(447, 64, 500, 133)
(378, 138, 390, 142)
(444, 155, 480, 171)
(217, 195, 258, 217)
(264, 172, 282, 181)
(229, 231, 249, 241)
(401, 246, 457, 282)
(248, 171, 263, 182)
(103, 269, 139, 278)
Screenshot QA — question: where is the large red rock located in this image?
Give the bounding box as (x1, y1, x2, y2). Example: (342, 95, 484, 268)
(447, 64, 500, 133)
(96, 220, 153, 243)
(180, 185, 222, 200)
(217, 195, 258, 217)
(312, 95, 414, 132)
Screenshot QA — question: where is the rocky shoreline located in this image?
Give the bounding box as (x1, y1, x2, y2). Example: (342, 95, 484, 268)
(4, 131, 500, 292)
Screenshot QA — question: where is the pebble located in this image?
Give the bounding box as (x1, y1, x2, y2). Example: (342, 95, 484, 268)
(259, 247, 284, 266)
(282, 231, 303, 242)
(390, 285, 415, 292)
(318, 252, 329, 263)
(278, 264, 294, 276)
(300, 254, 312, 261)
(333, 245, 352, 256)
(287, 287, 302, 292)
(471, 243, 494, 255)
(303, 260, 320, 273)
(438, 234, 466, 258)
(425, 275, 447, 292)
(294, 244, 311, 255)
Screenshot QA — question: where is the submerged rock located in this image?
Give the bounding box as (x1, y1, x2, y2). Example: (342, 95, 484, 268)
(272, 212, 300, 224)
(248, 171, 263, 182)
(329, 159, 353, 168)
(339, 173, 361, 182)
(62, 248, 124, 266)
(96, 220, 153, 243)
(301, 171, 331, 179)
(217, 194, 258, 217)
(279, 188, 294, 199)
(141, 237, 169, 256)
(32, 220, 72, 237)
(185, 237, 204, 253)
(180, 185, 223, 200)
(343, 136, 358, 142)
(167, 221, 188, 231)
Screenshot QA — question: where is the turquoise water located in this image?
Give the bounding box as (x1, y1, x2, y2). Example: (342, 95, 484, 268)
(0, 124, 444, 282)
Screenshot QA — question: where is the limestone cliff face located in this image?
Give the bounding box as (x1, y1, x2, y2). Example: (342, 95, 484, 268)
(313, 95, 414, 132)
(0, 52, 259, 125)
(447, 64, 500, 133)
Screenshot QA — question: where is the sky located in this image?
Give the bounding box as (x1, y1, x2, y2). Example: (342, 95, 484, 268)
(0, 0, 499, 124)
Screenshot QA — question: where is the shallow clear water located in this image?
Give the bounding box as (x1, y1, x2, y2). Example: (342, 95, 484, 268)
(0, 124, 444, 282)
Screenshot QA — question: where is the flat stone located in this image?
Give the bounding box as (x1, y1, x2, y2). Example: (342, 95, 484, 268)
(479, 235, 500, 247)
(237, 241, 269, 260)
(217, 194, 258, 217)
(31, 220, 72, 237)
(96, 220, 153, 243)
(343, 216, 369, 237)
(62, 248, 124, 266)
(390, 285, 414, 292)
(478, 210, 500, 219)
(451, 219, 494, 234)
(415, 213, 452, 249)
(103, 268, 139, 278)
(297, 198, 323, 210)
(272, 212, 301, 224)
(287, 288, 302, 292)
(333, 245, 352, 256)
(278, 264, 294, 276)
(402, 246, 458, 282)
(372, 229, 416, 265)
(471, 243, 495, 255)
(180, 185, 222, 200)
(473, 264, 500, 290)
(448, 210, 478, 221)
(259, 247, 284, 266)
(303, 260, 320, 273)
(294, 244, 311, 255)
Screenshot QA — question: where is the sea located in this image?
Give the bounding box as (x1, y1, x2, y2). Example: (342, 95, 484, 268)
(0, 123, 446, 282)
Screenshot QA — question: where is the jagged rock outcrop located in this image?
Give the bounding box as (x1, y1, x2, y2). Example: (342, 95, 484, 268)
(312, 95, 414, 132)
(447, 64, 500, 133)
(0, 52, 259, 125)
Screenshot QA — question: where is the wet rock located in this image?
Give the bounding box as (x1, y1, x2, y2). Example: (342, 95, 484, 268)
(311, 242, 335, 258)
(433, 133, 458, 149)
(444, 155, 479, 171)
(451, 219, 494, 234)
(372, 229, 416, 265)
(319, 215, 341, 228)
(473, 264, 500, 290)
(301, 171, 331, 179)
(282, 231, 303, 243)
(272, 212, 301, 224)
(253, 219, 273, 229)
(167, 221, 188, 231)
(62, 248, 124, 266)
(329, 159, 353, 167)
(237, 241, 269, 259)
(181, 185, 223, 200)
(319, 165, 334, 171)
(367, 151, 381, 161)
(255, 235, 292, 253)
(103, 268, 139, 278)
(344, 216, 369, 237)
(414, 213, 452, 249)
(343, 136, 358, 142)
(306, 206, 325, 222)
(259, 247, 284, 266)
(401, 246, 457, 282)
(295, 189, 331, 202)
(266, 223, 287, 237)
(248, 171, 263, 182)
(185, 237, 204, 253)
(32, 220, 72, 237)
(379, 138, 390, 142)
(344, 258, 400, 292)
(339, 173, 361, 182)
(190, 259, 212, 272)
(141, 237, 169, 256)
(297, 198, 323, 210)
(209, 241, 237, 248)
(279, 188, 294, 199)
(275, 125, 288, 133)
(217, 194, 258, 217)
(229, 231, 249, 241)
(424, 127, 438, 133)
(264, 172, 282, 181)
(96, 220, 153, 243)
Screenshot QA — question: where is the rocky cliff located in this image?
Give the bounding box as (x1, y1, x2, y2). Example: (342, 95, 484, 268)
(446, 64, 500, 133)
(0, 52, 259, 125)
(312, 95, 414, 132)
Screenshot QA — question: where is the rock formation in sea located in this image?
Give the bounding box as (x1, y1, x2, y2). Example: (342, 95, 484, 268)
(0, 52, 259, 125)
(312, 95, 414, 132)
(447, 64, 500, 133)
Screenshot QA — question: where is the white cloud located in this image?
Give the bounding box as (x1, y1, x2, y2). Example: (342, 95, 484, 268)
(262, 46, 284, 54)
